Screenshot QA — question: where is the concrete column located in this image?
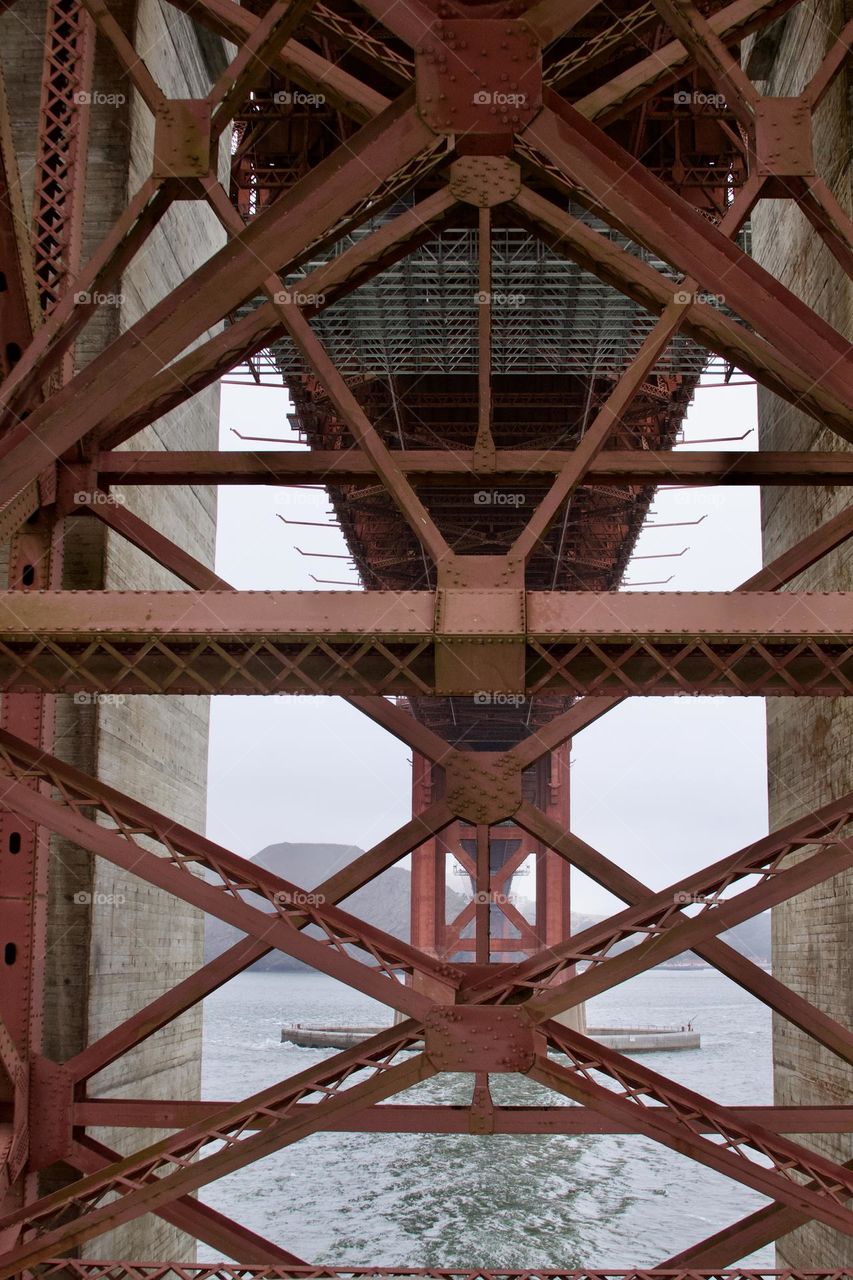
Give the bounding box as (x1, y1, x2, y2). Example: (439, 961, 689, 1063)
(748, 2, 853, 1266)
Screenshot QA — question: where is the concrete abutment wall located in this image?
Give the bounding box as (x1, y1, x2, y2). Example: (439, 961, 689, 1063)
(749, 1, 853, 1266)
(0, 0, 228, 1259)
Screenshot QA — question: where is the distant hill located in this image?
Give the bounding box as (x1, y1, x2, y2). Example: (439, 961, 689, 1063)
(205, 844, 771, 971)
(204, 841, 468, 972)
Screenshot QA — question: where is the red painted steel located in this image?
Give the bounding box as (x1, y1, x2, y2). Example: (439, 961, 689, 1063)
(0, 0, 852, 1272)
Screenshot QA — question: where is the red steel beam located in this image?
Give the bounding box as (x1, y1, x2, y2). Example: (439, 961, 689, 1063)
(71, 1098, 853, 1135)
(522, 99, 852, 407)
(0, 732, 461, 1013)
(511, 185, 852, 438)
(467, 787, 853, 1015)
(0, 591, 851, 697)
(533, 1024, 853, 1237)
(91, 448, 853, 487)
(0, 93, 436, 508)
(0, 1029, 432, 1273)
(510, 802, 853, 1070)
(71, 1136, 308, 1266)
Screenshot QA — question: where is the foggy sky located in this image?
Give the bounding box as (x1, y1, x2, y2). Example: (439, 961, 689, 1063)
(206, 375, 769, 914)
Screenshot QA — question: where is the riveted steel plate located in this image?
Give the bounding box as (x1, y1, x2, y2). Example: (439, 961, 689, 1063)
(425, 1006, 537, 1071)
(755, 98, 814, 177)
(153, 99, 213, 179)
(444, 750, 522, 824)
(416, 20, 541, 135)
(449, 156, 522, 206)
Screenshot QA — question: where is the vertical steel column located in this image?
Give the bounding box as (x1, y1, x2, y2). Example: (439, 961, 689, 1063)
(410, 751, 446, 958)
(0, 0, 94, 1215)
(534, 746, 571, 949)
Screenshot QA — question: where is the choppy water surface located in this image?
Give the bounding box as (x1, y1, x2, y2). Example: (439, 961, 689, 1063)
(200, 969, 774, 1269)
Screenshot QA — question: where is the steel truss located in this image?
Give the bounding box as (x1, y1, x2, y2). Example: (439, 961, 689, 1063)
(0, 0, 851, 1274)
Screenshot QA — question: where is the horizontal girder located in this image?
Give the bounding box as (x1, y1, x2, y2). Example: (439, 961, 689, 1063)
(92, 448, 853, 487)
(0, 590, 850, 696)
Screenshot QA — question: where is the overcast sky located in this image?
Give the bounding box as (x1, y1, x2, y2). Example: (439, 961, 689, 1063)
(206, 373, 768, 915)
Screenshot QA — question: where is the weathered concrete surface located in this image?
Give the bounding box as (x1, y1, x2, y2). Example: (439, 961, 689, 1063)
(0, 0, 228, 1260)
(748, 2, 853, 1267)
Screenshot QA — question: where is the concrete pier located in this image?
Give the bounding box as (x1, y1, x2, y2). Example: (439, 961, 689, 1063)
(748, 2, 853, 1267)
(0, 0, 228, 1259)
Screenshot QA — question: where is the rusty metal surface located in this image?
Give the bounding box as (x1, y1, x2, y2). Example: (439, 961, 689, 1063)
(1, 0, 852, 1270)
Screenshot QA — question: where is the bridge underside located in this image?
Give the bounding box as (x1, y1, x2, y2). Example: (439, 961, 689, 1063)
(0, 0, 852, 1273)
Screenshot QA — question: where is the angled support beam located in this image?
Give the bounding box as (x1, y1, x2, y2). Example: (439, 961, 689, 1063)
(651, 0, 761, 129)
(207, 0, 318, 135)
(0, 92, 436, 508)
(512, 183, 852, 439)
(533, 1025, 853, 1238)
(466, 787, 853, 1014)
(71, 1136, 307, 1265)
(93, 185, 455, 455)
(510, 802, 853, 1070)
(277, 303, 451, 564)
(166, 0, 388, 122)
(62, 796, 453, 1084)
(0, 1027, 432, 1273)
(0, 179, 174, 427)
(571, 0, 800, 119)
(0, 731, 460, 1013)
(89, 448, 853, 488)
(76, 497, 232, 591)
(660, 1159, 853, 1266)
(519, 102, 853, 428)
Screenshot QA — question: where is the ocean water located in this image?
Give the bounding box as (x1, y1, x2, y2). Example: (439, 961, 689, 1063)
(199, 969, 774, 1269)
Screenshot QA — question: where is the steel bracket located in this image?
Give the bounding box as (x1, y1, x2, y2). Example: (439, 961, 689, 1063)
(424, 1007, 539, 1072)
(415, 20, 541, 135)
(153, 100, 213, 179)
(754, 96, 815, 178)
(28, 1055, 73, 1169)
